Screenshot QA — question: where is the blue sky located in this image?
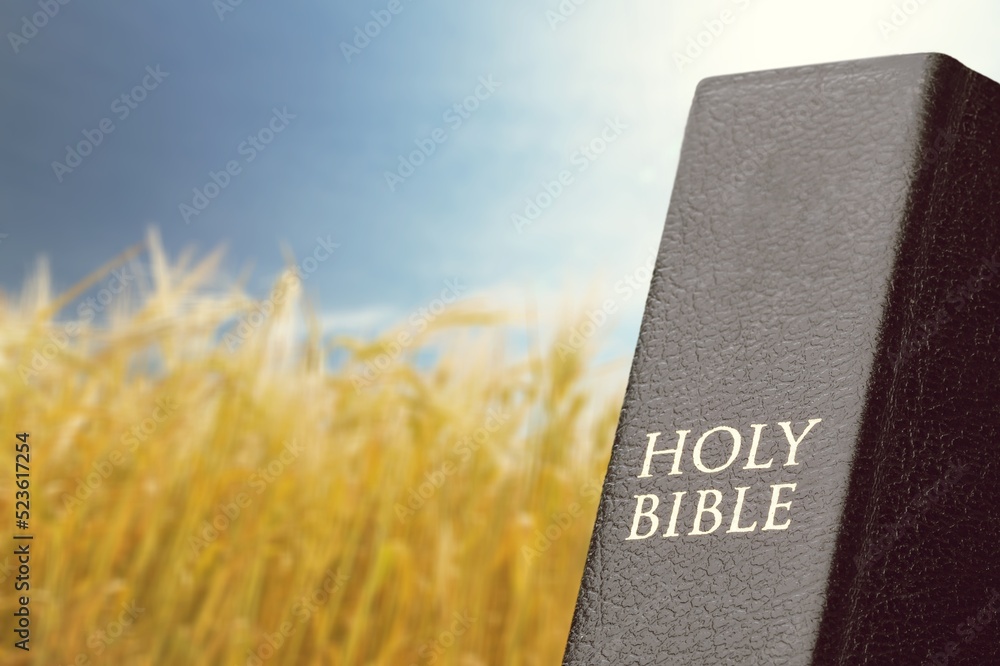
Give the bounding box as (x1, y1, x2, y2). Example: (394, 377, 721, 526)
(2, 0, 999, 363)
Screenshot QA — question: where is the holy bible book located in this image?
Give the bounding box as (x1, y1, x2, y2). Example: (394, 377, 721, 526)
(563, 53, 1000, 665)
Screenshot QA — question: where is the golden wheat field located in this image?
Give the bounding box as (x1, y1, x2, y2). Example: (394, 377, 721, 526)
(0, 229, 626, 665)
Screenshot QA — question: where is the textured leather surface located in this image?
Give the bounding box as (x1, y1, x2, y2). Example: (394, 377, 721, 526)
(563, 53, 1000, 665)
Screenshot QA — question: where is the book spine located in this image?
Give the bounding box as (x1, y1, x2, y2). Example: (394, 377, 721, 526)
(564, 54, 1000, 665)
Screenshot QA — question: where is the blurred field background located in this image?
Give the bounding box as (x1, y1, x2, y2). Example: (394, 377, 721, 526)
(0, 229, 627, 665)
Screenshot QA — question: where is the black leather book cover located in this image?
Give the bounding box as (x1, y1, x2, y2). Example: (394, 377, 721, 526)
(563, 53, 1000, 665)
